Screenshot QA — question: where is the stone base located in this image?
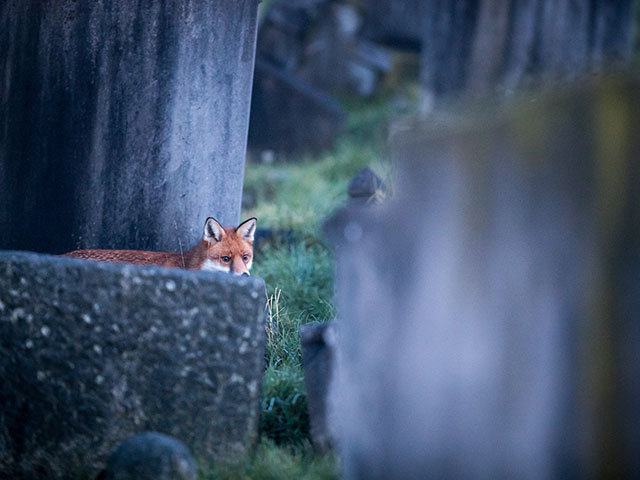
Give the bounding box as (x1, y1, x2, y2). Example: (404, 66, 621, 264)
(0, 251, 266, 479)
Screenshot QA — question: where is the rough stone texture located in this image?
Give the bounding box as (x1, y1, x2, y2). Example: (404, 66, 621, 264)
(326, 77, 640, 479)
(300, 322, 336, 451)
(248, 59, 345, 156)
(0, 251, 266, 479)
(420, 0, 634, 107)
(101, 432, 197, 480)
(0, 0, 259, 254)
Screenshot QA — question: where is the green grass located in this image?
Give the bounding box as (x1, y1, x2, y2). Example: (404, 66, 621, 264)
(242, 94, 393, 233)
(198, 88, 403, 479)
(260, 363, 309, 445)
(200, 440, 338, 480)
(255, 243, 335, 326)
(255, 242, 334, 450)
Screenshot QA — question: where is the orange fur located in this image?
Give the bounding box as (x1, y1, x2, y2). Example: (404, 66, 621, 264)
(62, 218, 257, 276)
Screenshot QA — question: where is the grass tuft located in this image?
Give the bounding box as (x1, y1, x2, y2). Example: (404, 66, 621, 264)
(255, 243, 334, 327)
(260, 363, 309, 445)
(256, 242, 334, 448)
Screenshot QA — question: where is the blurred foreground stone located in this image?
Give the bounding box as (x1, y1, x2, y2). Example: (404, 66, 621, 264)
(0, 252, 266, 479)
(327, 77, 640, 479)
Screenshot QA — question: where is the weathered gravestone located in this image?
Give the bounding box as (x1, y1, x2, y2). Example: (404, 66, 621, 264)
(326, 77, 640, 479)
(0, 252, 266, 479)
(0, 0, 259, 254)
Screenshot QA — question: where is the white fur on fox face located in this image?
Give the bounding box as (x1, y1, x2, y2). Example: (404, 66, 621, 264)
(201, 259, 229, 273)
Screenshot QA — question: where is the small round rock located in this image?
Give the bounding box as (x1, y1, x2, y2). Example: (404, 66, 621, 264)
(99, 432, 197, 480)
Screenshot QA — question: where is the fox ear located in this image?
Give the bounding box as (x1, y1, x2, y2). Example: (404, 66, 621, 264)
(237, 217, 257, 243)
(203, 217, 225, 243)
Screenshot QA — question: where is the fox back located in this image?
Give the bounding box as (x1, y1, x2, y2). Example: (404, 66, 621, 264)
(62, 217, 257, 276)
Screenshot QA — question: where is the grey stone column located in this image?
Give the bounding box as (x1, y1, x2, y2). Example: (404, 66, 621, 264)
(0, 0, 258, 253)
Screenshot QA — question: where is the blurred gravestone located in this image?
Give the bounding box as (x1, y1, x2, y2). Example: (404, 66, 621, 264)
(295, 3, 391, 97)
(326, 77, 640, 479)
(300, 322, 336, 451)
(256, 0, 390, 98)
(0, 252, 266, 479)
(249, 59, 345, 156)
(420, 0, 634, 107)
(0, 0, 259, 254)
(256, 0, 329, 70)
(249, 0, 393, 156)
(360, 0, 423, 50)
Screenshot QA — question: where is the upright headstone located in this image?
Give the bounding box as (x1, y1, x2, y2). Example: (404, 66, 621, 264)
(326, 77, 640, 479)
(0, 0, 259, 254)
(0, 252, 267, 479)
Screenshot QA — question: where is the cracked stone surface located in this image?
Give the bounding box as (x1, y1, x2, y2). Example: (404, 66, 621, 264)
(0, 251, 266, 479)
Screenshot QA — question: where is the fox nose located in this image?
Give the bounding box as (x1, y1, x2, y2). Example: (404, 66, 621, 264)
(242, 272, 249, 277)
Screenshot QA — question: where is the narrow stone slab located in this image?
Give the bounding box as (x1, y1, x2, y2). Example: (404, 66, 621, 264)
(300, 322, 336, 451)
(0, 251, 266, 479)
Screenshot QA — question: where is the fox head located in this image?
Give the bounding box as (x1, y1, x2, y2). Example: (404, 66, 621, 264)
(200, 217, 256, 276)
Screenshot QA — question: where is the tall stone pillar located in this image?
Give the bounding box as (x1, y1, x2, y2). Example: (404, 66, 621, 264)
(0, 0, 259, 253)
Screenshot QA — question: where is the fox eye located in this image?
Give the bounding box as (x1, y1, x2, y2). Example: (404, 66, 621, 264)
(221, 256, 231, 263)
(242, 254, 249, 262)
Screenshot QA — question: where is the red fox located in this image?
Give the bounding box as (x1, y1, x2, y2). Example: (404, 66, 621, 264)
(63, 217, 257, 276)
